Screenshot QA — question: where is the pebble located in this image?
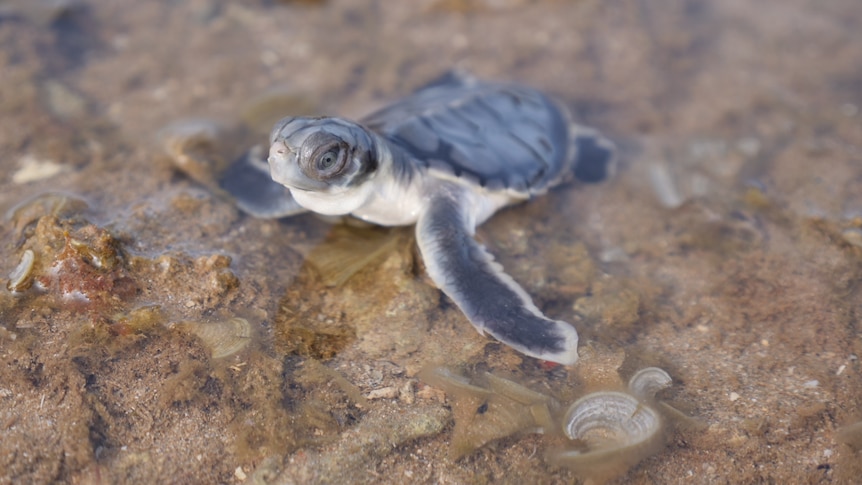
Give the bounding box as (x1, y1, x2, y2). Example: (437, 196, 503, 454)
(44, 80, 87, 119)
(729, 392, 740, 402)
(366, 387, 398, 400)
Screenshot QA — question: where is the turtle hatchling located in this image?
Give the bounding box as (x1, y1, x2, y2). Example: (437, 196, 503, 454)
(221, 71, 615, 365)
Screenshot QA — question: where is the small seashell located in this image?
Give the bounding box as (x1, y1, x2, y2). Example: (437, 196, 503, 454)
(551, 367, 673, 479)
(562, 391, 662, 446)
(628, 367, 673, 400)
(6, 191, 89, 238)
(174, 317, 252, 359)
(553, 390, 664, 478)
(7, 249, 35, 293)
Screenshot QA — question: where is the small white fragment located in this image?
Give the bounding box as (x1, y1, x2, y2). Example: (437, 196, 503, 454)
(647, 162, 684, 208)
(837, 364, 846, 376)
(599, 247, 629, 263)
(234, 466, 247, 481)
(736, 137, 761, 158)
(802, 380, 819, 388)
(823, 449, 833, 458)
(12, 155, 69, 184)
(7, 249, 35, 293)
(729, 392, 740, 402)
(760, 339, 769, 347)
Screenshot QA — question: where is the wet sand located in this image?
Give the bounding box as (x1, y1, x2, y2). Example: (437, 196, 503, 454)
(1, 0, 861, 483)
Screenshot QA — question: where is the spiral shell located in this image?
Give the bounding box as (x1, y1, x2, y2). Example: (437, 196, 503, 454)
(549, 367, 672, 479)
(628, 367, 672, 400)
(563, 390, 662, 446)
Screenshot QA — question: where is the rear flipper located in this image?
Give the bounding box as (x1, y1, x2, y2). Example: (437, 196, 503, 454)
(571, 127, 617, 184)
(416, 189, 579, 365)
(220, 146, 306, 218)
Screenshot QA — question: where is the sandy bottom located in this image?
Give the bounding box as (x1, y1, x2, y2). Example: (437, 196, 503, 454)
(1, 0, 861, 483)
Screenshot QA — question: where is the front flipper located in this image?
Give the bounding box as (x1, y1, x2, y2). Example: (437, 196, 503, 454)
(220, 146, 306, 218)
(416, 190, 579, 365)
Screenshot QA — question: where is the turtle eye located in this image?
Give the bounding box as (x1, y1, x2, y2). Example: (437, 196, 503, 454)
(307, 142, 348, 180)
(317, 149, 340, 170)
(300, 131, 351, 182)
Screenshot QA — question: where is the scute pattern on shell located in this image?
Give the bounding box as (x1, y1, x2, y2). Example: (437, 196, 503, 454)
(361, 72, 571, 193)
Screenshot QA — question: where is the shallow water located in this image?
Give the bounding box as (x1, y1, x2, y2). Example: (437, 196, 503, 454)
(1, 0, 862, 483)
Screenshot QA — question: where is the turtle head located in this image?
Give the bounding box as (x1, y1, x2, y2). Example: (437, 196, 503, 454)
(267, 117, 378, 215)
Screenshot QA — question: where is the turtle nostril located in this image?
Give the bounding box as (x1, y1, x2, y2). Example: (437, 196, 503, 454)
(271, 140, 290, 157)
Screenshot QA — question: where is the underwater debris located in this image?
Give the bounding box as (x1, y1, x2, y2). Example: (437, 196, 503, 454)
(68, 305, 167, 355)
(6, 191, 89, 240)
(841, 228, 862, 248)
(239, 86, 318, 136)
(273, 268, 358, 360)
(421, 365, 683, 478)
(159, 119, 231, 191)
(420, 366, 549, 459)
(837, 420, 862, 450)
(172, 317, 253, 359)
(273, 403, 448, 484)
(305, 225, 412, 288)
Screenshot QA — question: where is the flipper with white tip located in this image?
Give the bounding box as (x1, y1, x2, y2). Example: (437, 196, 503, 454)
(416, 189, 579, 365)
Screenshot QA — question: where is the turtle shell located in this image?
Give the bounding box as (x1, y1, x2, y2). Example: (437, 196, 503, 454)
(361, 72, 573, 194)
